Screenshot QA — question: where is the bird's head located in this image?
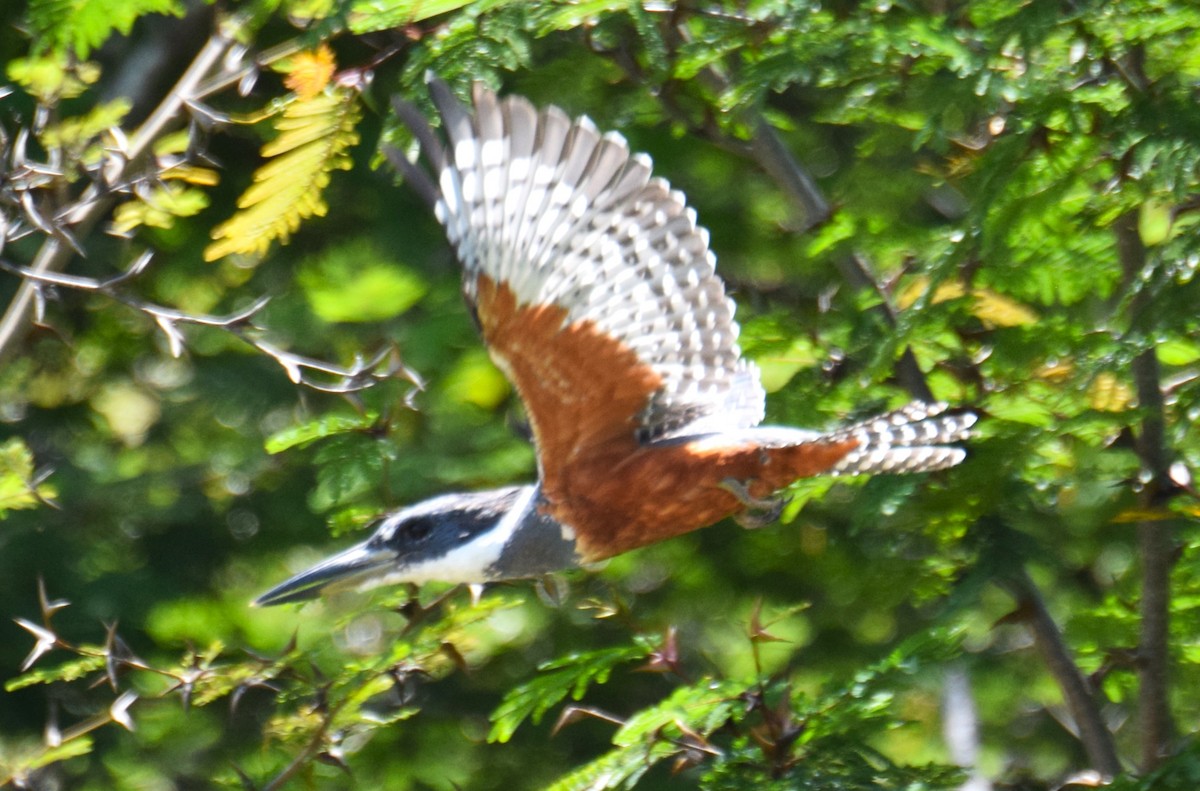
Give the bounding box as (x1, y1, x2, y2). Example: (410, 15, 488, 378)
(254, 485, 576, 606)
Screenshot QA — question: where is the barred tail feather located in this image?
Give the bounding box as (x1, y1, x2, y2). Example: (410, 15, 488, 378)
(827, 402, 977, 475)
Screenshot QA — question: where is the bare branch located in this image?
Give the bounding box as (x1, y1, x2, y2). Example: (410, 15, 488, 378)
(0, 256, 421, 396)
(0, 12, 249, 362)
(999, 569, 1122, 776)
(744, 114, 831, 233)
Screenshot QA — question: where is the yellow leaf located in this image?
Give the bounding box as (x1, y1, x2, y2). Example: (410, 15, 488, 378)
(1037, 360, 1074, 382)
(112, 183, 209, 234)
(896, 276, 1037, 327)
(0, 438, 58, 515)
(161, 163, 220, 186)
(40, 98, 131, 149)
(284, 44, 337, 100)
(1111, 507, 1175, 524)
(205, 89, 361, 262)
(968, 287, 1039, 327)
(1087, 372, 1133, 412)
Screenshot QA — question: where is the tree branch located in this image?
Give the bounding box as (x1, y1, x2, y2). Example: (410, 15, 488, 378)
(999, 569, 1122, 776)
(1115, 211, 1176, 769)
(745, 114, 831, 232)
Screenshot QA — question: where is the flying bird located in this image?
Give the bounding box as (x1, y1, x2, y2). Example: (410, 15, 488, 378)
(254, 78, 975, 606)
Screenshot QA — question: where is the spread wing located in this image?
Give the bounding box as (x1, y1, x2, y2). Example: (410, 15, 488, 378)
(388, 78, 765, 493)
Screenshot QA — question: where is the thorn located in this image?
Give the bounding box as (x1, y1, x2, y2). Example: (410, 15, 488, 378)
(637, 626, 681, 675)
(36, 577, 69, 621)
(466, 583, 485, 606)
(748, 599, 790, 644)
(44, 700, 61, 748)
(14, 617, 57, 672)
(109, 691, 138, 731)
(552, 705, 624, 736)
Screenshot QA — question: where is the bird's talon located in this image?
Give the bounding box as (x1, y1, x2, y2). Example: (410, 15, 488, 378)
(719, 478, 788, 529)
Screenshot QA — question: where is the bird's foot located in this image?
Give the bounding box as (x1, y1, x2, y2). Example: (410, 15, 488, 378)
(719, 478, 789, 529)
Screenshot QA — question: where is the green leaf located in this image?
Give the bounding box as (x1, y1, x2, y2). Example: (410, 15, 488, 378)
(1157, 338, 1200, 366)
(546, 679, 748, 791)
(5, 653, 106, 691)
(983, 391, 1056, 427)
(264, 412, 380, 454)
(39, 98, 130, 150)
(0, 438, 56, 517)
(488, 640, 655, 743)
(1138, 198, 1174, 246)
(6, 54, 100, 101)
(612, 678, 746, 747)
(311, 434, 394, 511)
(347, 0, 493, 33)
(544, 741, 665, 791)
(26, 0, 184, 59)
(112, 182, 210, 234)
(22, 736, 94, 772)
(298, 240, 428, 323)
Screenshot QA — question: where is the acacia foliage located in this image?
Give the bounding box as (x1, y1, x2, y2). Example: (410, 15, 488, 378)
(1, 1, 1199, 788)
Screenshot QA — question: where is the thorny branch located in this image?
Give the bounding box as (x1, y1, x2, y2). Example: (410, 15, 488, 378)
(6, 580, 289, 789)
(0, 14, 244, 361)
(0, 11, 329, 364)
(0, 253, 421, 396)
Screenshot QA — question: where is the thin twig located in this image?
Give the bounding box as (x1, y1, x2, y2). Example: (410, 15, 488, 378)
(261, 706, 339, 791)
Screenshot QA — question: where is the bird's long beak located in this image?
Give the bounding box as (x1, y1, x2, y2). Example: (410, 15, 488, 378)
(253, 542, 394, 607)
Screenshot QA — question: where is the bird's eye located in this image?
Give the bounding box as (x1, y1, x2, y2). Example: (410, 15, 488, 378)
(403, 520, 432, 542)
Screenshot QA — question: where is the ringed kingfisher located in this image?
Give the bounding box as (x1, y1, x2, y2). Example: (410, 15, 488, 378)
(254, 78, 975, 606)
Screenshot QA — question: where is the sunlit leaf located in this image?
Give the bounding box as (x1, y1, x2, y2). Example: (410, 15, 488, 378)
(347, 0, 491, 33)
(6, 653, 106, 691)
(112, 183, 210, 234)
(1138, 198, 1173, 246)
(0, 438, 57, 517)
(26, 0, 183, 58)
(205, 89, 362, 262)
(22, 737, 94, 772)
(265, 412, 381, 454)
(6, 54, 99, 100)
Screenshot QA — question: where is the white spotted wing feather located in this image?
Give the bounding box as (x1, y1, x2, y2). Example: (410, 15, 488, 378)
(422, 79, 765, 443)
